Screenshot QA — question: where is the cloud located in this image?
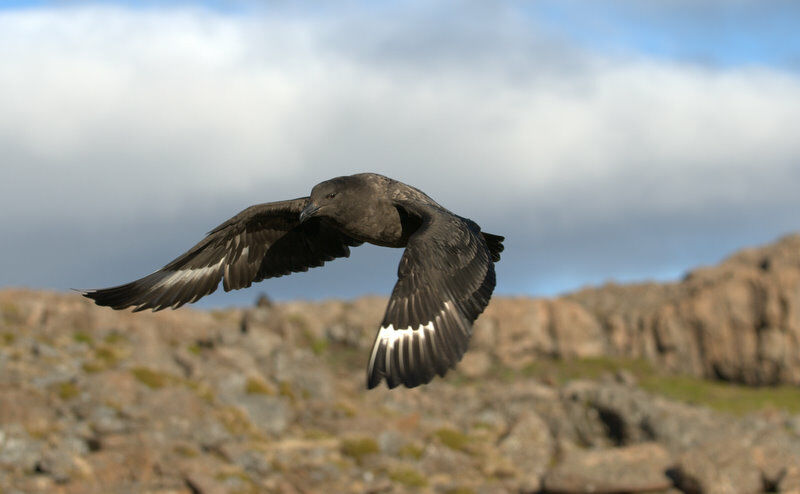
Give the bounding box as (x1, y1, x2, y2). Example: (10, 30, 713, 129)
(2, 4, 799, 304)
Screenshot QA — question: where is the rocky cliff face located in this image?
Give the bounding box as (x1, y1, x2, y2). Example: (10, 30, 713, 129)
(565, 233, 800, 385)
(1, 234, 800, 493)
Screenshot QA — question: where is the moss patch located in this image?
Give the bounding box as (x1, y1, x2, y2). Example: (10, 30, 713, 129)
(0, 302, 21, 325)
(216, 406, 256, 436)
(184, 380, 216, 403)
(310, 338, 328, 356)
(434, 428, 472, 454)
(388, 467, 427, 487)
(54, 381, 80, 400)
(245, 377, 275, 396)
(303, 428, 332, 440)
(131, 367, 174, 389)
(214, 469, 258, 494)
(103, 332, 128, 345)
(95, 345, 120, 364)
(0, 332, 15, 346)
(334, 400, 357, 418)
(81, 361, 103, 373)
(278, 381, 296, 402)
(444, 488, 477, 494)
(72, 331, 94, 345)
(340, 437, 379, 464)
(173, 444, 199, 458)
(398, 443, 424, 460)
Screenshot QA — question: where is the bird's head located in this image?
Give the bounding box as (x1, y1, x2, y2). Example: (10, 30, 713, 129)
(300, 175, 367, 224)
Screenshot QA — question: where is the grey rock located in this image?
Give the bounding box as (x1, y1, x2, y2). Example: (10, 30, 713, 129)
(238, 394, 292, 435)
(377, 430, 406, 456)
(543, 443, 674, 494)
(671, 436, 763, 494)
(498, 412, 553, 492)
(0, 426, 43, 472)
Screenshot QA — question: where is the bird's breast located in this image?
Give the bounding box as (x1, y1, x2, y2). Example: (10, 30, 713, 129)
(338, 203, 407, 248)
(353, 216, 406, 248)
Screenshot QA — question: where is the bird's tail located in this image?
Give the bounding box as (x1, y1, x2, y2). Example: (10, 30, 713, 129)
(481, 233, 504, 262)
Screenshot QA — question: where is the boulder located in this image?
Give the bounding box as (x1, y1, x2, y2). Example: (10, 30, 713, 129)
(542, 443, 674, 493)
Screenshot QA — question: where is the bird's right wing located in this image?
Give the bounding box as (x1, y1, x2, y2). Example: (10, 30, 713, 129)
(81, 198, 361, 311)
(367, 202, 501, 389)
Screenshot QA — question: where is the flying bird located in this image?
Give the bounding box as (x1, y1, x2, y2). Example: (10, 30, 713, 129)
(81, 173, 504, 389)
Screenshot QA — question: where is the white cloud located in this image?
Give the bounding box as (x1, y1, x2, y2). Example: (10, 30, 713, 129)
(2, 5, 799, 297)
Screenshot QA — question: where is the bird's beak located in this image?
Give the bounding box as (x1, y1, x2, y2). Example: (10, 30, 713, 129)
(299, 203, 320, 223)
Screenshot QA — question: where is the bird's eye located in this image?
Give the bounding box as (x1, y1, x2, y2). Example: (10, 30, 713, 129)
(326, 192, 337, 199)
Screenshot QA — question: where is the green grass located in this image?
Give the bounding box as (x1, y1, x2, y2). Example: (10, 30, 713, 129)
(0, 332, 15, 346)
(639, 374, 800, 415)
(514, 356, 800, 415)
(518, 356, 653, 384)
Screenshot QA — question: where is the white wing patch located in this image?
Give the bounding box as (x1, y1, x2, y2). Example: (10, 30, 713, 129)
(368, 321, 435, 381)
(152, 259, 225, 290)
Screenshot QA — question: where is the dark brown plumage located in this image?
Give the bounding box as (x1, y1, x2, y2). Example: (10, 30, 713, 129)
(81, 173, 504, 389)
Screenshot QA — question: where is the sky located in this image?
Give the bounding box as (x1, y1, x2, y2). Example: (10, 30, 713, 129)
(1, 0, 799, 308)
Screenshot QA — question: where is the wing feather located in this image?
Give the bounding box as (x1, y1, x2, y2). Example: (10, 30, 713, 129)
(366, 203, 503, 389)
(81, 198, 360, 311)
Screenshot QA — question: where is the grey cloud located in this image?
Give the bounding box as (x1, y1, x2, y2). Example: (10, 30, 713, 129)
(2, 5, 800, 303)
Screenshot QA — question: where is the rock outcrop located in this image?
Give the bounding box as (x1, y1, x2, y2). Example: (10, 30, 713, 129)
(566, 233, 800, 385)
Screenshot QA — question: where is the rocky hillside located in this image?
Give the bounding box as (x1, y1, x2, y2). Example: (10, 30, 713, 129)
(468, 233, 800, 386)
(1, 234, 800, 493)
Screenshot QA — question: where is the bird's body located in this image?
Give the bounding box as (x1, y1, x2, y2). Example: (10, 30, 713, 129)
(82, 173, 504, 389)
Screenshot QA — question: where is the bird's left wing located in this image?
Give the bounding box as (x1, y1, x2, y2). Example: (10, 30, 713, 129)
(81, 198, 360, 311)
(367, 201, 501, 389)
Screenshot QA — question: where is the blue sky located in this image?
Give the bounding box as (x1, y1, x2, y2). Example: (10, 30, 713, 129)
(531, 1, 800, 68)
(3, 0, 796, 72)
(1, 1, 799, 308)
(5, 0, 799, 67)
